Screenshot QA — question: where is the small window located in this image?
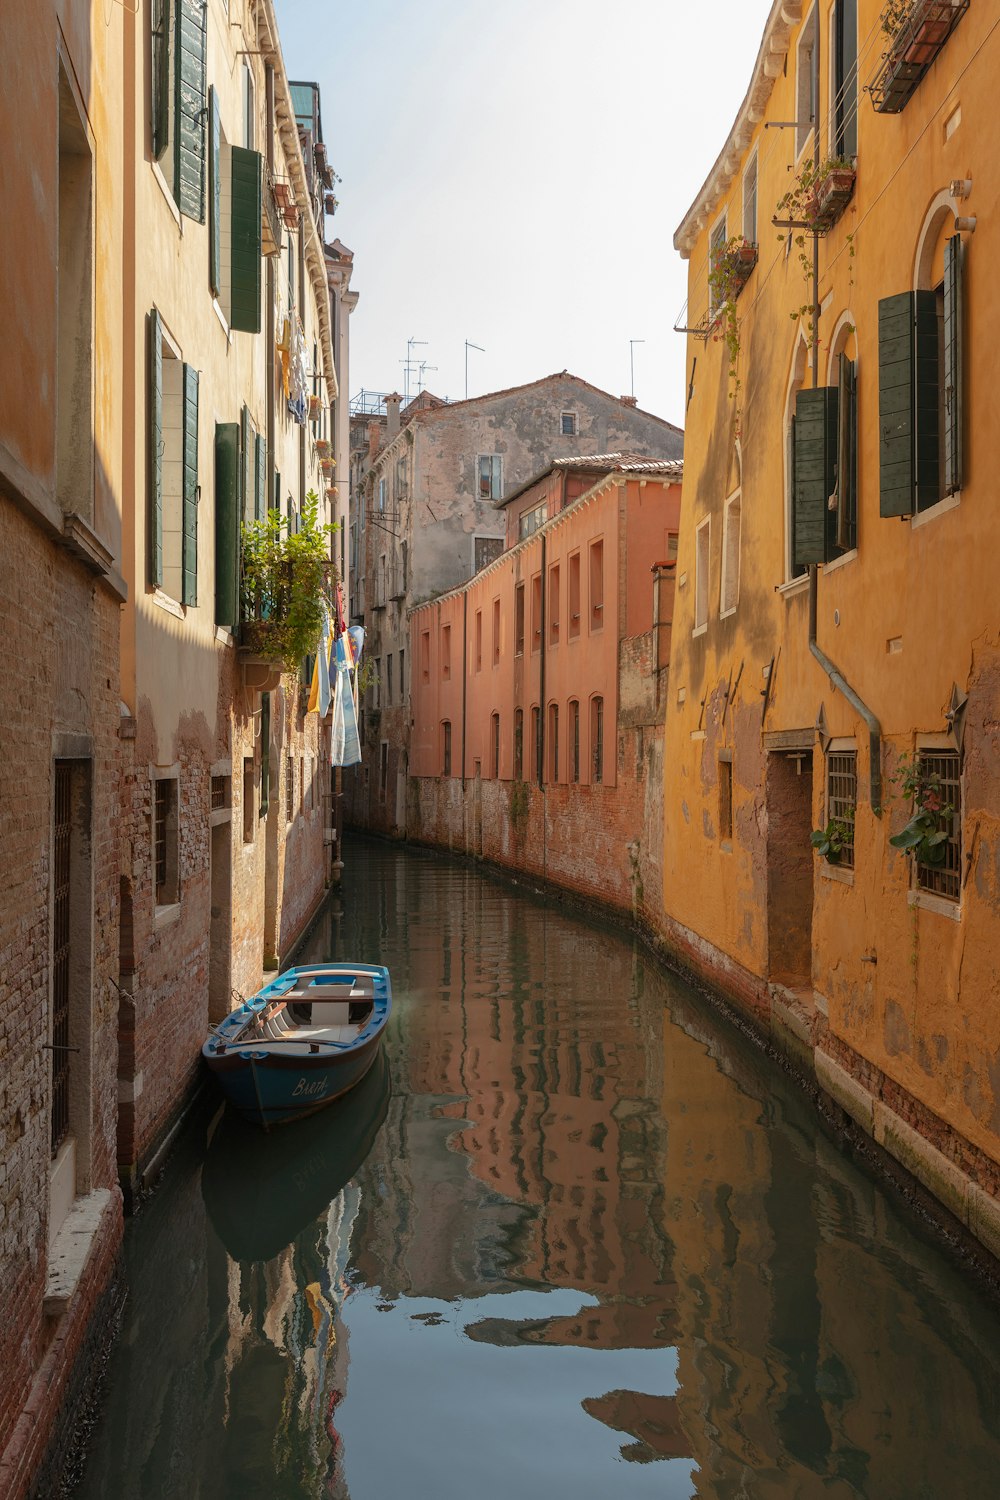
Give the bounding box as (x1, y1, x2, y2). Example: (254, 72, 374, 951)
(589, 540, 604, 632)
(386, 653, 393, 704)
(569, 700, 580, 783)
(399, 650, 405, 699)
(515, 583, 525, 656)
(442, 721, 452, 776)
(911, 748, 961, 901)
(299, 756, 305, 818)
(531, 574, 542, 652)
(211, 774, 230, 811)
(378, 477, 386, 512)
(590, 698, 604, 785)
(514, 708, 524, 780)
(478, 455, 502, 500)
(243, 757, 255, 843)
(285, 756, 294, 822)
(242, 62, 255, 150)
(694, 519, 710, 631)
(560, 411, 578, 436)
(491, 713, 501, 779)
(742, 151, 758, 245)
(719, 756, 733, 844)
(548, 564, 560, 644)
(518, 502, 548, 541)
(826, 748, 857, 869)
(421, 630, 430, 683)
(154, 775, 180, 904)
(796, 5, 818, 157)
(442, 624, 451, 680)
(709, 216, 728, 315)
(531, 706, 541, 782)
(666, 532, 679, 563)
(568, 552, 581, 638)
(475, 611, 483, 673)
(721, 493, 741, 616)
(492, 597, 501, 665)
(474, 535, 503, 572)
(548, 704, 559, 783)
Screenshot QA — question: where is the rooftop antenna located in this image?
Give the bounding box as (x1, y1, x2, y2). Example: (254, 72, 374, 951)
(417, 360, 438, 394)
(403, 337, 427, 403)
(629, 339, 645, 400)
(465, 340, 485, 400)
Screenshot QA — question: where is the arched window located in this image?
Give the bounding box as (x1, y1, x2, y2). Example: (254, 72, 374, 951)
(590, 696, 604, 785)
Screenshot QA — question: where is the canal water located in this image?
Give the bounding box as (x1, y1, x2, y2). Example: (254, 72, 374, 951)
(77, 838, 1000, 1500)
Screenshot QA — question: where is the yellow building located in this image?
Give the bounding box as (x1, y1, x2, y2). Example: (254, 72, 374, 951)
(663, 0, 1000, 1256)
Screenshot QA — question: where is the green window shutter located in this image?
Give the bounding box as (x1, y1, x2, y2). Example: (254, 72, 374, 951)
(230, 147, 262, 333)
(255, 433, 267, 521)
(240, 405, 252, 523)
(943, 234, 964, 495)
(181, 364, 199, 605)
(173, 0, 207, 222)
(260, 692, 270, 819)
(879, 292, 916, 517)
(148, 309, 163, 588)
(913, 289, 940, 511)
(793, 387, 837, 568)
(208, 86, 221, 298)
(214, 422, 239, 627)
(151, 0, 170, 161)
(835, 354, 858, 553)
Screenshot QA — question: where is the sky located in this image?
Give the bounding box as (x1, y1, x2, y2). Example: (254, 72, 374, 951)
(275, 0, 773, 430)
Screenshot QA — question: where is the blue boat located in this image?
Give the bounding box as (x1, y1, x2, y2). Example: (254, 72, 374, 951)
(202, 963, 392, 1128)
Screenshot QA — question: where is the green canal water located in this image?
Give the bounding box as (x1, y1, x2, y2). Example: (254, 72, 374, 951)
(77, 838, 1000, 1499)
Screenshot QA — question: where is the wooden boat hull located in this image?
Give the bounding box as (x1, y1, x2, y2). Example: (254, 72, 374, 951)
(202, 963, 391, 1127)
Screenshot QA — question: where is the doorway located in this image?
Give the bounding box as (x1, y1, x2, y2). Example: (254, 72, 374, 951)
(765, 749, 814, 990)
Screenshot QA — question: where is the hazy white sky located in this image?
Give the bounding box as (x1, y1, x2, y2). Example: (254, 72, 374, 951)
(276, 0, 772, 429)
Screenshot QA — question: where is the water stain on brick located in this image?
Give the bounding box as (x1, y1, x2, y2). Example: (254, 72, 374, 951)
(884, 999, 912, 1059)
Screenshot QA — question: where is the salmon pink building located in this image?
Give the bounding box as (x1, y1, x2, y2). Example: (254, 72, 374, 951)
(407, 458, 682, 925)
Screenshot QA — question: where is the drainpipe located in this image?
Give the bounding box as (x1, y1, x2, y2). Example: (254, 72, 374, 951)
(537, 533, 547, 789)
(805, 23, 882, 816)
(461, 590, 468, 791)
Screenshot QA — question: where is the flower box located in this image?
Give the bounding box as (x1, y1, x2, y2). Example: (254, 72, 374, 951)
(868, 0, 969, 114)
(314, 437, 331, 457)
(309, 396, 323, 422)
(815, 167, 856, 228)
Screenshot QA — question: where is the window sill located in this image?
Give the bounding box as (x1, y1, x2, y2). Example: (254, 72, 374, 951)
(151, 589, 185, 620)
(45, 1189, 114, 1317)
(820, 862, 854, 886)
(212, 299, 232, 341)
(719, 605, 737, 621)
(692, 622, 708, 638)
(215, 626, 234, 646)
(908, 888, 961, 920)
(151, 159, 182, 231)
(154, 901, 181, 930)
(210, 807, 232, 827)
(911, 490, 961, 530)
(822, 547, 858, 575)
(777, 574, 810, 600)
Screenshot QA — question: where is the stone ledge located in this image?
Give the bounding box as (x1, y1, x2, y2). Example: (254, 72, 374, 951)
(874, 1100, 971, 1228)
(45, 1189, 114, 1316)
(816, 1049, 874, 1134)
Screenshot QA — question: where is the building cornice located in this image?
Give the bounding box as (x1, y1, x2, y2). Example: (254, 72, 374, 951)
(673, 0, 803, 259)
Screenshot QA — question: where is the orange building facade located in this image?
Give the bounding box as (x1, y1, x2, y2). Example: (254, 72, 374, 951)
(662, 0, 1000, 1257)
(408, 463, 681, 924)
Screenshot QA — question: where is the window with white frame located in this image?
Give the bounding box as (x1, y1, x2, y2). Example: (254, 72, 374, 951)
(796, 5, 818, 158)
(518, 502, 548, 541)
(694, 518, 711, 631)
(742, 151, 758, 245)
(720, 491, 741, 616)
(825, 745, 857, 868)
(478, 454, 503, 500)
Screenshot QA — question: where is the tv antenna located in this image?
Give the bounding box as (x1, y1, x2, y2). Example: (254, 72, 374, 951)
(465, 340, 485, 400)
(629, 339, 645, 399)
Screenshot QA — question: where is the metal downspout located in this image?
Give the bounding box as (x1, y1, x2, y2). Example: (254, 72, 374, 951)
(461, 591, 468, 791)
(538, 533, 546, 789)
(809, 572, 882, 813)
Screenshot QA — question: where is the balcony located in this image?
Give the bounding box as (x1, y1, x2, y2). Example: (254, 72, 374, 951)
(867, 0, 969, 114)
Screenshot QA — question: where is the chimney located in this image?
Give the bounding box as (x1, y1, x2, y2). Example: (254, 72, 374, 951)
(620, 394, 638, 407)
(385, 391, 403, 440)
(367, 421, 381, 460)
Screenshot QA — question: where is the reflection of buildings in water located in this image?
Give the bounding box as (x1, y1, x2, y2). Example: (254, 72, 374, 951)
(661, 990, 1000, 1497)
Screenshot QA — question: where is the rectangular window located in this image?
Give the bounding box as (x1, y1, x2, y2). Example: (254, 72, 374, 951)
(243, 757, 255, 843)
(475, 610, 483, 672)
(826, 748, 857, 869)
(589, 540, 604, 631)
(560, 411, 578, 436)
(152, 0, 207, 220)
(531, 574, 542, 652)
(570, 700, 580, 783)
(242, 62, 255, 150)
(719, 756, 733, 844)
(149, 314, 199, 603)
(666, 531, 679, 563)
(51, 762, 73, 1156)
(518, 502, 548, 541)
(211, 774, 230, 811)
(796, 4, 818, 157)
(913, 749, 962, 901)
(286, 755, 294, 822)
(491, 713, 501, 779)
(531, 706, 541, 783)
(548, 704, 559, 783)
(590, 698, 604, 785)
(442, 623, 451, 680)
(794, 377, 856, 563)
(57, 65, 94, 525)
(695, 519, 710, 631)
(492, 597, 501, 665)
(514, 707, 524, 780)
(378, 477, 386, 512)
(399, 650, 405, 699)
(154, 776, 179, 905)
(478, 455, 503, 500)
(709, 216, 728, 315)
(474, 535, 503, 572)
(742, 151, 758, 245)
(832, 0, 858, 159)
(386, 653, 393, 704)
(421, 630, 430, 683)
(721, 495, 741, 616)
(568, 552, 581, 639)
(442, 721, 452, 776)
(548, 564, 560, 644)
(515, 582, 525, 656)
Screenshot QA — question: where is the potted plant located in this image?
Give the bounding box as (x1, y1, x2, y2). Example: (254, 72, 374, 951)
(240, 489, 336, 668)
(314, 437, 330, 457)
(706, 235, 757, 412)
(309, 395, 323, 422)
(810, 818, 853, 863)
(888, 754, 954, 867)
(777, 157, 856, 233)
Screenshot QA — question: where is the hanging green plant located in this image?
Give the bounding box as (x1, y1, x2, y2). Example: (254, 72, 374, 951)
(240, 490, 337, 668)
(810, 817, 853, 862)
(707, 236, 757, 410)
(888, 753, 954, 866)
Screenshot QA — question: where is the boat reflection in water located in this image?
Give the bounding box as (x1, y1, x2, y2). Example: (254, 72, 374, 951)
(202, 1046, 392, 1263)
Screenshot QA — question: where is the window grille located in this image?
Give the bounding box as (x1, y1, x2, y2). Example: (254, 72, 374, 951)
(155, 780, 170, 897)
(51, 764, 72, 1156)
(211, 774, 228, 810)
(286, 756, 294, 821)
(916, 749, 961, 900)
(827, 751, 857, 868)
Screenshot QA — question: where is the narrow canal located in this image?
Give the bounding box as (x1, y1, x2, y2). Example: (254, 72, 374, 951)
(78, 837, 1000, 1499)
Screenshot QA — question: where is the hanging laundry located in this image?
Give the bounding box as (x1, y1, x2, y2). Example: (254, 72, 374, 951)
(287, 313, 309, 425)
(330, 632, 361, 766)
(306, 597, 334, 717)
(347, 625, 365, 669)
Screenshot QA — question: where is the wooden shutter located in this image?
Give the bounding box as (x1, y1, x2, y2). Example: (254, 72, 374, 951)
(214, 423, 239, 627)
(208, 86, 221, 298)
(230, 147, 262, 333)
(260, 693, 270, 819)
(793, 387, 837, 568)
(240, 405, 252, 523)
(255, 433, 266, 521)
(943, 233, 964, 495)
(151, 0, 170, 161)
(835, 354, 858, 552)
(173, 0, 207, 222)
(914, 289, 940, 511)
(879, 293, 916, 517)
(181, 364, 199, 605)
(148, 309, 163, 587)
